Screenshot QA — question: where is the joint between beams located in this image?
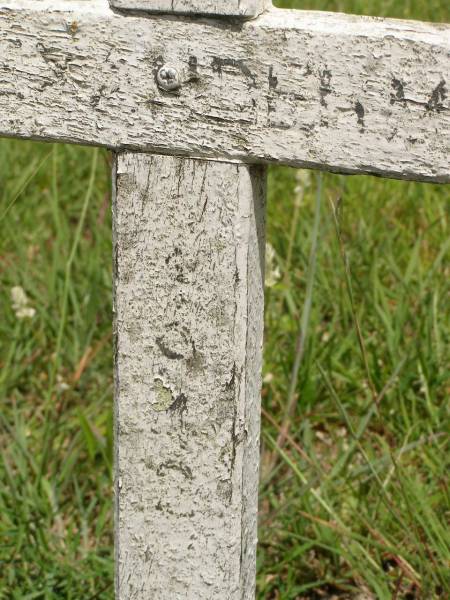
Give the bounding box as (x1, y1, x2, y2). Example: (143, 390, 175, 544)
(108, 0, 271, 19)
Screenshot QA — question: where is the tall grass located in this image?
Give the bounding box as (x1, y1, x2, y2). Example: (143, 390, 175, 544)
(260, 164, 449, 597)
(0, 144, 113, 598)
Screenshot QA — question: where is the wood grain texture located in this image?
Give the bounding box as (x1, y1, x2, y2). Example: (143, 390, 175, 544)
(0, 1, 449, 182)
(113, 153, 266, 599)
(110, 0, 270, 18)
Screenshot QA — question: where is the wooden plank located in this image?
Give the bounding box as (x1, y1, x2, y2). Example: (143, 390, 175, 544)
(0, 1, 449, 182)
(113, 153, 266, 599)
(110, 0, 270, 18)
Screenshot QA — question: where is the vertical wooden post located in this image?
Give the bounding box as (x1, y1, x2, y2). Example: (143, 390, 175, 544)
(113, 153, 266, 598)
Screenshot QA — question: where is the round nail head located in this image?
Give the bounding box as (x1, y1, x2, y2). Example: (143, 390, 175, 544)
(157, 65, 181, 92)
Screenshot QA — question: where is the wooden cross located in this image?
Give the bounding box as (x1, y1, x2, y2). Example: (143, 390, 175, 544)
(0, 0, 448, 597)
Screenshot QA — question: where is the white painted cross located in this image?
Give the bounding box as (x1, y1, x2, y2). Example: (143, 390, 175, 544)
(0, 0, 448, 597)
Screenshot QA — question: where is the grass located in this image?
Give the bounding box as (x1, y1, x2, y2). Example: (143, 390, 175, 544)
(0, 1, 449, 598)
(260, 166, 450, 598)
(0, 145, 113, 598)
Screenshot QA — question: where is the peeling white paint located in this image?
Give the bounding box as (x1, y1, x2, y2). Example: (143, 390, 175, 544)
(0, 2, 448, 181)
(2, 3, 449, 598)
(114, 153, 266, 598)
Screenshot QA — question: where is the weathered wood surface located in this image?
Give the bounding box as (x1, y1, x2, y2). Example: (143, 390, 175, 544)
(114, 153, 266, 598)
(110, 0, 270, 18)
(0, 1, 449, 182)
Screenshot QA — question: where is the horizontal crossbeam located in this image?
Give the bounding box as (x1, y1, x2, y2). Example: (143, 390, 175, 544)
(0, 1, 449, 182)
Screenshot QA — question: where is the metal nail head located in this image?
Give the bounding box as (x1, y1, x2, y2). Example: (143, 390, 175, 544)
(157, 65, 181, 92)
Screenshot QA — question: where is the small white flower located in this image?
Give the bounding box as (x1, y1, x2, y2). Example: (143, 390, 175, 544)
(16, 307, 36, 319)
(265, 243, 281, 288)
(263, 372, 274, 384)
(294, 170, 312, 197)
(296, 170, 312, 189)
(56, 374, 70, 392)
(321, 331, 330, 343)
(11, 286, 36, 319)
